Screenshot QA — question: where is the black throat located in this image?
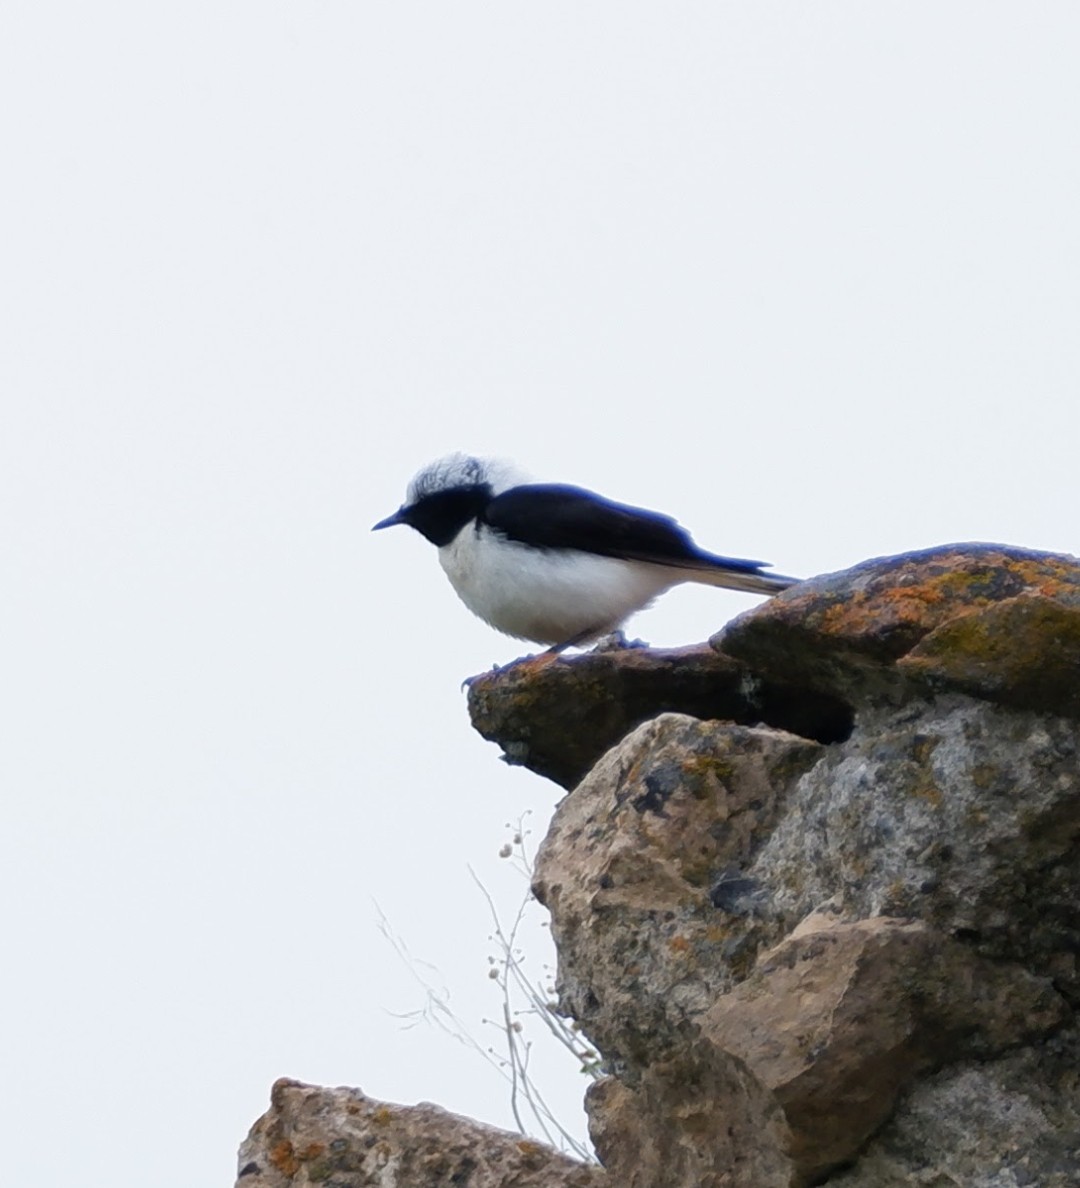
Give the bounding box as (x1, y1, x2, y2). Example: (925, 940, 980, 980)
(404, 484, 492, 546)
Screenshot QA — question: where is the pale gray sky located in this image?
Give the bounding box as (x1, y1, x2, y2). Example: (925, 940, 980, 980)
(3, 4, 1079, 1184)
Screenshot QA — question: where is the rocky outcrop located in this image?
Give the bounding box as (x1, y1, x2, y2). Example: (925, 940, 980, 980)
(236, 543, 1080, 1187)
(498, 544, 1080, 1185)
(236, 1079, 606, 1188)
(716, 542, 1080, 711)
(467, 643, 851, 790)
(530, 706, 1072, 1185)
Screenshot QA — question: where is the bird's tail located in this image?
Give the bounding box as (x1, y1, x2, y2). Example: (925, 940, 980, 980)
(684, 560, 799, 596)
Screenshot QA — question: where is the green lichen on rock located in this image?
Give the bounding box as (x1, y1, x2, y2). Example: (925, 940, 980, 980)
(899, 592, 1080, 715)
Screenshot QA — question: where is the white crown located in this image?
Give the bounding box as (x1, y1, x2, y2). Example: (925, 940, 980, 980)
(405, 453, 528, 504)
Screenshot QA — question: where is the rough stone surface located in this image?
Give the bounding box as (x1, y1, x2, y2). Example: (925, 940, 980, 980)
(717, 543, 1080, 709)
(467, 644, 851, 790)
(828, 1028, 1080, 1187)
(239, 544, 1080, 1188)
(704, 916, 1067, 1183)
(235, 1078, 607, 1188)
(753, 696, 1080, 999)
(898, 591, 1080, 716)
(531, 703, 1072, 1183)
(532, 713, 823, 1066)
(586, 1030, 794, 1188)
(528, 545, 1080, 1185)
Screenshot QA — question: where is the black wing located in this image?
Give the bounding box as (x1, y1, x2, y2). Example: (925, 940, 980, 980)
(483, 484, 771, 575)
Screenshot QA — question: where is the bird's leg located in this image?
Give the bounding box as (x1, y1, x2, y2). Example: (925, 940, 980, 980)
(547, 623, 611, 654)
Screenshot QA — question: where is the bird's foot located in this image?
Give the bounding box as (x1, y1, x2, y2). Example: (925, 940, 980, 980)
(591, 629, 650, 652)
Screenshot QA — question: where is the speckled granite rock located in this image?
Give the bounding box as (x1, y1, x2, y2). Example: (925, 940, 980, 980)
(586, 1028, 795, 1188)
(703, 915, 1066, 1183)
(240, 544, 1080, 1188)
(753, 695, 1080, 999)
(235, 1079, 606, 1188)
(533, 708, 1070, 1185)
(532, 713, 823, 1064)
(826, 1027, 1080, 1187)
(527, 545, 1080, 1185)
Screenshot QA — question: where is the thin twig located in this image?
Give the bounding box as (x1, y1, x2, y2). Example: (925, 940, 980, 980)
(375, 821, 598, 1162)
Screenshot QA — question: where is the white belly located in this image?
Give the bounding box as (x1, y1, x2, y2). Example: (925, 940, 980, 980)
(438, 525, 677, 645)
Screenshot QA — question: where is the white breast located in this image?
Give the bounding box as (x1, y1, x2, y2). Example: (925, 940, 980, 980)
(437, 524, 677, 645)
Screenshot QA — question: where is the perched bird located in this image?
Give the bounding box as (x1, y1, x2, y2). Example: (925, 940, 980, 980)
(373, 453, 797, 651)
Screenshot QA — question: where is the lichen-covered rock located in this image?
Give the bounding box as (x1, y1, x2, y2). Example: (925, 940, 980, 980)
(898, 591, 1080, 716)
(753, 695, 1080, 999)
(532, 704, 1070, 1184)
(467, 645, 849, 790)
(717, 543, 1080, 710)
(239, 544, 1080, 1188)
(235, 1079, 606, 1188)
(532, 713, 822, 1065)
(469, 545, 1080, 793)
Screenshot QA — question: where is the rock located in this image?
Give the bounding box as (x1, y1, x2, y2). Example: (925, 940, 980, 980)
(239, 543, 1080, 1188)
(532, 704, 1069, 1184)
(827, 1027, 1080, 1187)
(754, 695, 1080, 999)
(586, 1030, 794, 1188)
(235, 1078, 607, 1188)
(703, 916, 1067, 1183)
(898, 591, 1080, 716)
(467, 644, 851, 790)
(532, 713, 823, 1066)
(717, 543, 1080, 710)
(469, 546, 1080, 791)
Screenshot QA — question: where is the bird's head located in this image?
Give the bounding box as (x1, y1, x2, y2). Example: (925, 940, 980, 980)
(373, 453, 525, 546)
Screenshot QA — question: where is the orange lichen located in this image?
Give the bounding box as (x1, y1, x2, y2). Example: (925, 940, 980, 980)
(803, 555, 1080, 648)
(815, 583, 950, 636)
(516, 1139, 547, 1168)
(300, 1142, 326, 1161)
(681, 753, 736, 789)
(269, 1139, 300, 1177)
(372, 1106, 393, 1126)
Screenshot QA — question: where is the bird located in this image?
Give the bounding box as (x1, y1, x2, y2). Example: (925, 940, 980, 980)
(373, 453, 797, 651)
